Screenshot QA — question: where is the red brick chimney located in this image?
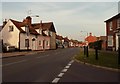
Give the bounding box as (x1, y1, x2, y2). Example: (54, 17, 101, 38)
(23, 16, 32, 25)
(90, 33, 92, 36)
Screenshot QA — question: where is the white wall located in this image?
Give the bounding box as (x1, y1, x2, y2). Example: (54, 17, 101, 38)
(1, 20, 19, 48)
(37, 36, 50, 50)
(20, 33, 37, 50)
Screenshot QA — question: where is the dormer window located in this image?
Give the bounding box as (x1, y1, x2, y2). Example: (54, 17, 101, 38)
(117, 18, 120, 28)
(44, 30, 50, 36)
(9, 25, 14, 32)
(109, 21, 113, 31)
(39, 29, 42, 35)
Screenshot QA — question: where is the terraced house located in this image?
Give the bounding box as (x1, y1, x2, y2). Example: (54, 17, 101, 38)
(0, 16, 56, 51)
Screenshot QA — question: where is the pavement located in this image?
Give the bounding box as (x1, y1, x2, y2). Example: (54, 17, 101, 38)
(0, 50, 44, 58)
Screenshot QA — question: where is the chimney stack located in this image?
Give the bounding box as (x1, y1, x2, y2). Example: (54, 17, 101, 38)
(2, 19, 7, 28)
(23, 16, 32, 25)
(39, 20, 43, 34)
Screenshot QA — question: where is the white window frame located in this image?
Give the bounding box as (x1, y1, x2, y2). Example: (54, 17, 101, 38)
(108, 36, 113, 46)
(25, 39, 29, 47)
(39, 40, 42, 46)
(109, 21, 113, 31)
(46, 41, 49, 46)
(117, 18, 120, 28)
(9, 25, 14, 32)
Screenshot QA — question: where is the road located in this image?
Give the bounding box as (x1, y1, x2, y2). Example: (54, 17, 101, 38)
(2, 48, 119, 83)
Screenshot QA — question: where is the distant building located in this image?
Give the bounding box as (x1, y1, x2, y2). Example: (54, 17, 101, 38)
(98, 36, 107, 50)
(63, 37, 70, 48)
(105, 13, 120, 51)
(56, 35, 64, 48)
(85, 33, 97, 45)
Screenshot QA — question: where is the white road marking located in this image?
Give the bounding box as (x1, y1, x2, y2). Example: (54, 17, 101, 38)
(68, 63, 71, 66)
(3, 60, 27, 66)
(52, 60, 74, 83)
(69, 60, 74, 64)
(65, 65, 70, 69)
(62, 69, 68, 73)
(52, 78, 60, 83)
(58, 73, 64, 78)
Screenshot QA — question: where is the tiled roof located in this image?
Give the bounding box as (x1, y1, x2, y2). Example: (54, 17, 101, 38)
(10, 19, 39, 35)
(105, 13, 120, 22)
(3, 16, 56, 36)
(32, 22, 56, 33)
(56, 35, 63, 40)
(64, 37, 70, 42)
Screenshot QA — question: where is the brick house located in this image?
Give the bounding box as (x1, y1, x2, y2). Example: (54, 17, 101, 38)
(56, 35, 64, 48)
(105, 13, 120, 51)
(85, 33, 97, 45)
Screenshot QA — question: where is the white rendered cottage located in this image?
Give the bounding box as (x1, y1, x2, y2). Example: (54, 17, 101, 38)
(1, 17, 39, 51)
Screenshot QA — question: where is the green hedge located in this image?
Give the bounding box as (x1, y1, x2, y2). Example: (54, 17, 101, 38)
(89, 40, 103, 50)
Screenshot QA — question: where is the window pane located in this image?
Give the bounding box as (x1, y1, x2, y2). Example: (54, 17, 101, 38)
(108, 36, 113, 46)
(25, 39, 29, 47)
(9, 26, 14, 32)
(117, 18, 120, 28)
(109, 22, 112, 31)
(39, 41, 41, 45)
(46, 41, 49, 46)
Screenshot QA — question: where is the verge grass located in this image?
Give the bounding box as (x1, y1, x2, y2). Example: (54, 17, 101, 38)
(75, 48, 119, 69)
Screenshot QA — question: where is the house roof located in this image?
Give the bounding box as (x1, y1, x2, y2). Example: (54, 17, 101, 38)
(56, 35, 63, 40)
(64, 37, 70, 42)
(2, 16, 56, 36)
(31, 22, 56, 33)
(104, 13, 120, 22)
(10, 19, 39, 35)
(10, 19, 26, 33)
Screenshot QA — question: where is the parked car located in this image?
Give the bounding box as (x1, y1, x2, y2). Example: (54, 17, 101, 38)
(3, 43, 15, 52)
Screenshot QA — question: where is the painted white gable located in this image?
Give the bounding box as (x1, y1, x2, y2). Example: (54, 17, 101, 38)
(1, 20, 20, 48)
(21, 26, 26, 31)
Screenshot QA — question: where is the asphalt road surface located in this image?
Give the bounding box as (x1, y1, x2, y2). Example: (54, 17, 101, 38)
(2, 48, 119, 83)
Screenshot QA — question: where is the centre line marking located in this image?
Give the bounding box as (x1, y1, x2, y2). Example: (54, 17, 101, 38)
(58, 73, 64, 78)
(62, 69, 68, 73)
(52, 60, 74, 83)
(65, 65, 70, 69)
(69, 60, 74, 64)
(52, 78, 60, 83)
(68, 63, 71, 66)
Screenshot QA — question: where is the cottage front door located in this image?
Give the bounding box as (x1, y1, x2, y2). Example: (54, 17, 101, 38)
(43, 40, 45, 50)
(32, 38, 36, 50)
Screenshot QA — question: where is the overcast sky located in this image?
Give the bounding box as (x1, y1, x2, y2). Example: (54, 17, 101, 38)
(1, 1, 120, 41)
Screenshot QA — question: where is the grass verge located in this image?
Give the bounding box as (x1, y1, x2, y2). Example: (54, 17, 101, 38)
(75, 48, 119, 69)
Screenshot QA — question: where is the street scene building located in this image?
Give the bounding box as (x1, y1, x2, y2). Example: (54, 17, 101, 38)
(0, 16, 56, 51)
(105, 13, 120, 51)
